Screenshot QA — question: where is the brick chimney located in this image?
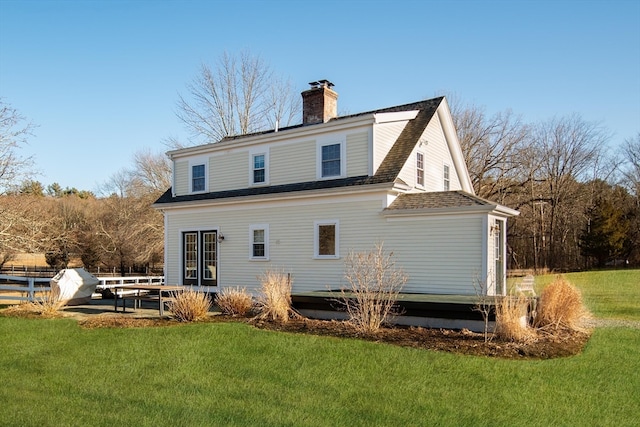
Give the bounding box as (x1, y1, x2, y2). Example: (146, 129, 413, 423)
(301, 80, 338, 125)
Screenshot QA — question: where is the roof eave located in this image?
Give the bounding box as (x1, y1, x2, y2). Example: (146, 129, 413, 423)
(154, 181, 395, 210)
(381, 204, 519, 218)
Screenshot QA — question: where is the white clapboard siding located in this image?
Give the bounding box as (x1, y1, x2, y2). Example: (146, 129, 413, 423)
(346, 131, 369, 177)
(270, 140, 316, 185)
(372, 121, 409, 173)
(164, 192, 486, 295)
(174, 160, 189, 196)
(210, 150, 246, 192)
(397, 114, 461, 192)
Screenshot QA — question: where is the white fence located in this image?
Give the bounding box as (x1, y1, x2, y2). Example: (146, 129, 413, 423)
(0, 275, 165, 303)
(0, 275, 51, 302)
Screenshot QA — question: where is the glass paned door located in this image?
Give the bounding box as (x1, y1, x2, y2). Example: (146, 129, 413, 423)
(183, 232, 198, 286)
(494, 220, 505, 295)
(182, 230, 218, 287)
(202, 231, 217, 286)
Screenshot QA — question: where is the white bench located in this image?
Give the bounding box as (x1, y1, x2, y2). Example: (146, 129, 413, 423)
(515, 274, 536, 296)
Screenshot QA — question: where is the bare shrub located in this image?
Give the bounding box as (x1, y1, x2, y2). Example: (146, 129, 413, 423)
(216, 286, 254, 317)
(338, 244, 407, 333)
(167, 287, 212, 322)
(472, 275, 494, 342)
(4, 287, 64, 318)
(534, 276, 589, 332)
(495, 295, 535, 342)
(255, 270, 296, 323)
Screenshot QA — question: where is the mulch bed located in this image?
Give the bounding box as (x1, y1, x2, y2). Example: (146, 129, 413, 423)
(2, 308, 591, 360)
(250, 317, 591, 360)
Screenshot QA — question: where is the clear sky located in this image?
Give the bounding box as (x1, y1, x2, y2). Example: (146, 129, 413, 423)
(1, 0, 639, 192)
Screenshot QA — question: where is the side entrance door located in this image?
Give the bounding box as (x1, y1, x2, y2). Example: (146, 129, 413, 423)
(182, 230, 218, 287)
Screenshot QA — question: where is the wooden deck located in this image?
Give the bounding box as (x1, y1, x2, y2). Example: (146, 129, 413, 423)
(292, 291, 497, 329)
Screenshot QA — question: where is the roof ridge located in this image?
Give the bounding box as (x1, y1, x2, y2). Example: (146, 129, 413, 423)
(218, 96, 445, 143)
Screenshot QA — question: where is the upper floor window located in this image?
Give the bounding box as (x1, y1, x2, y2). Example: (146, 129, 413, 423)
(253, 154, 265, 184)
(322, 144, 341, 177)
(317, 141, 345, 179)
(249, 149, 269, 186)
(443, 164, 450, 191)
(416, 152, 425, 187)
(192, 164, 205, 192)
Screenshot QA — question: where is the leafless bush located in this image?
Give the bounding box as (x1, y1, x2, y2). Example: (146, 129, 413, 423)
(216, 286, 254, 317)
(167, 287, 212, 322)
(4, 287, 64, 318)
(255, 270, 296, 323)
(534, 276, 589, 332)
(495, 295, 535, 342)
(338, 244, 407, 333)
(472, 275, 494, 342)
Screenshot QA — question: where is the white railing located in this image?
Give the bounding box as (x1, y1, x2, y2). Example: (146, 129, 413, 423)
(0, 275, 51, 302)
(0, 275, 165, 303)
(96, 276, 164, 290)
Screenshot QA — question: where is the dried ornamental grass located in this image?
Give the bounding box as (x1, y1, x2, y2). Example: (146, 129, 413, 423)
(494, 295, 535, 342)
(255, 270, 295, 323)
(167, 287, 212, 322)
(534, 277, 589, 332)
(4, 287, 65, 318)
(216, 286, 254, 317)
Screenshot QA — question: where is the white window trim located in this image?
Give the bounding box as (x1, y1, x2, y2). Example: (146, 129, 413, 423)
(249, 149, 269, 186)
(314, 219, 339, 259)
(316, 140, 346, 180)
(416, 151, 425, 188)
(189, 158, 208, 194)
(249, 224, 269, 261)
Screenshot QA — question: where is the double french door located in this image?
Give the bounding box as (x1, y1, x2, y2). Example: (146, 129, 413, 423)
(182, 230, 218, 287)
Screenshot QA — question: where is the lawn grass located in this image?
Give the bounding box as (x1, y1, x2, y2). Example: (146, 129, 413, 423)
(2, 269, 638, 426)
(1, 317, 639, 427)
(527, 269, 640, 320)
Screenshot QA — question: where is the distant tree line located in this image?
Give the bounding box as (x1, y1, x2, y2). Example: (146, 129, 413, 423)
(451, 96, 639, 271)
(0, 151, 169, 275)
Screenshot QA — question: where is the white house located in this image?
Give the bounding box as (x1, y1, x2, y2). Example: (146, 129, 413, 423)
(154, 80, 518, 296)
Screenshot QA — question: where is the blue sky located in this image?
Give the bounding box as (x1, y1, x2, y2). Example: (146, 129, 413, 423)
(1, 0, 639, 192)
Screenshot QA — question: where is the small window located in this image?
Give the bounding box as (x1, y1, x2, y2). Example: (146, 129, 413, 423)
(314, 220, 339, 258)
(253, 154, 266, 184)
(192, 164, 205, 192)
(416, 152, 424, 186)
(443, 164, 450, 191)
(249, 224, 269, 260)
(321, 143, 341, 177)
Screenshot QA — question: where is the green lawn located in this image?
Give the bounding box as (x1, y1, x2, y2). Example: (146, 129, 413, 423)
(521, 269, 640, 320)
(1, 269, 639, 426)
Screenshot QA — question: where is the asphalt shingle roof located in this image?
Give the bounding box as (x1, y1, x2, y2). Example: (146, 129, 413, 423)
(384, 191, 499, 211)
(155, 97, 444, 206)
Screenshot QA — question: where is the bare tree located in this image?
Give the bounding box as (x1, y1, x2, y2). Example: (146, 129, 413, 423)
(621, 133, 640, 198)
(130, 148, 171, 194)
(0, 99, 36, 194)
(531, 115, 609, 269)
(176, 50, 300, 143)
(448, 97, 531, 202)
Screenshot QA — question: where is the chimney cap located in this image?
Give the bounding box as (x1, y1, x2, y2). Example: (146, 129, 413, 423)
(308, 80, 334, 89)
